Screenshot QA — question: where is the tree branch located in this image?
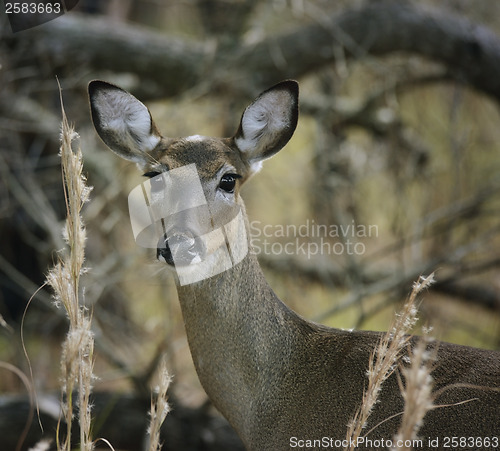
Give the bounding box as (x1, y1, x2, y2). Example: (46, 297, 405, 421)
(13, 2, 500, 101)
(16, 14, 209, 99)
(242, 1, 500, 99)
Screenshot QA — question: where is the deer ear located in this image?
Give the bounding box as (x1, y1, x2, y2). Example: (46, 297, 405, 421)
(234, 80, 298, 172)
(88, 80, 161, 166)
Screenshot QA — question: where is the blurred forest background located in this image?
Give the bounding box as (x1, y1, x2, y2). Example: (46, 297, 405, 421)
(1, 0, 500, 449)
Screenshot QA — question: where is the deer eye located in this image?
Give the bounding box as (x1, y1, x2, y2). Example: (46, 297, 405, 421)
(143, 171, 161, 178)
(219, 174, 240, 193)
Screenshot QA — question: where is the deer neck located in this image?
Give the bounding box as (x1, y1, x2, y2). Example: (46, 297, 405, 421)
(176, 248, 301, 436)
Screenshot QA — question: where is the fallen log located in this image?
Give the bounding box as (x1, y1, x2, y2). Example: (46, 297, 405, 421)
(0, 392, 244, 451)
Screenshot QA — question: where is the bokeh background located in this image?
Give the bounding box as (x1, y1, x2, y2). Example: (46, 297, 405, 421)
(1, 0, 499, 449)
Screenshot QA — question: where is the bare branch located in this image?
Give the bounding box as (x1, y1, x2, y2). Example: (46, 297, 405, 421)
(12, 2, 500, 100)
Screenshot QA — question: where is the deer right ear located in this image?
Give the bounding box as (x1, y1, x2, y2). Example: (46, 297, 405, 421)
(234, 80, 298, 173)
(88, 80, 161, 165)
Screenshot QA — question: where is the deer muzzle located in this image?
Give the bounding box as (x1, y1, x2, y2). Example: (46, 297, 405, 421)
(157, 230, 206, 267)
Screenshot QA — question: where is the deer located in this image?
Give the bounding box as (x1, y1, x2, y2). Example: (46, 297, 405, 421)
(89, 79, 499, 450)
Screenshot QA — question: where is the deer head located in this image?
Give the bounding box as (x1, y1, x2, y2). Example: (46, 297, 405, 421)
(89, 80, 298, 284)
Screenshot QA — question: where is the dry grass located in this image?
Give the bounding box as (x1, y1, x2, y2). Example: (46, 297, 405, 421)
(42, 86, 173, 450)
(46, 87, 95, 451)
(345, 274, 435, 450)
(391, 337, 435, 450)
(146, 357, 173, 451)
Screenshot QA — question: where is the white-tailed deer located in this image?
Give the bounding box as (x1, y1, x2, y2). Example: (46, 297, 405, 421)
(89, 80, 499, 450)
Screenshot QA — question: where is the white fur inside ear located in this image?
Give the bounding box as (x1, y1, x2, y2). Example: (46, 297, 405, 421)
(234, 88, 296, 170)
(95, 90, 160, 153)
(235, 91, 289, 155)
(235, 105, 270, 153)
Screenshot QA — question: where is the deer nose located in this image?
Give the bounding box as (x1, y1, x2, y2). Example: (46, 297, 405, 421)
(157, 230, 205, 266)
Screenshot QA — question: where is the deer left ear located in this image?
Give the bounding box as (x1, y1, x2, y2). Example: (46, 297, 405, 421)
(234, 80, 298, 172)
(88, 80, 161, 167)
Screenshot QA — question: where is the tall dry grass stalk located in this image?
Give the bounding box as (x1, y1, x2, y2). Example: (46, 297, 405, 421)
(391, 337, 435, 451)
(146, 357, 173, 451)
(344, 273, 435, 450)
(46, 87, 95, 451)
